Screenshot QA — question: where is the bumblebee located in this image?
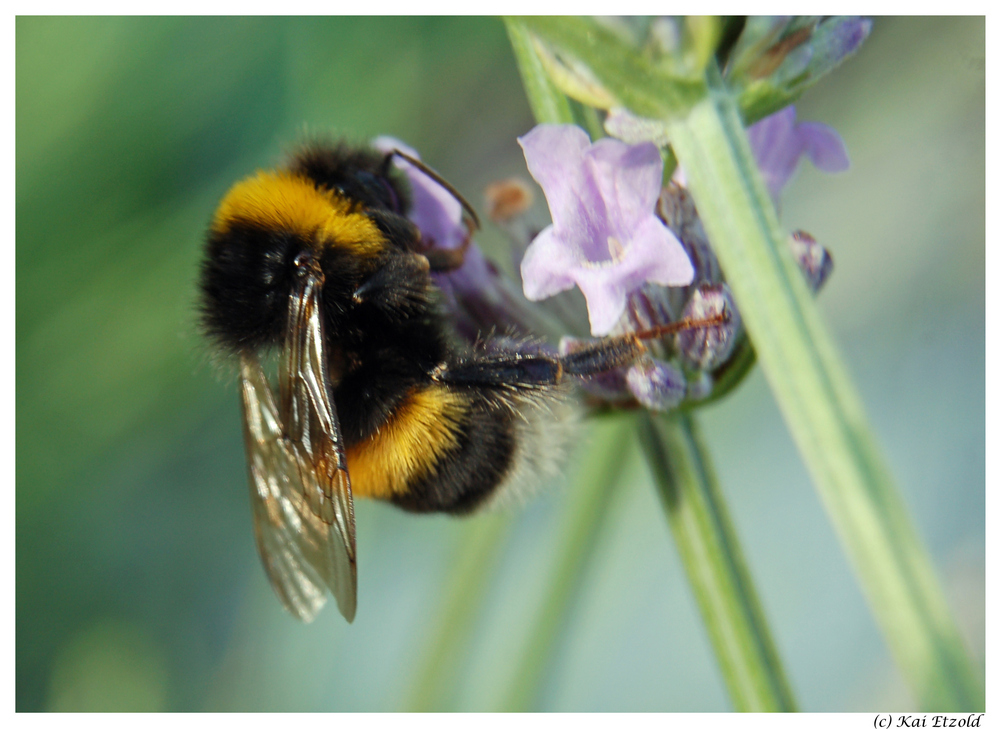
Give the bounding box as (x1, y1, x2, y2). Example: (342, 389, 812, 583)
(200, 141, 713, 623)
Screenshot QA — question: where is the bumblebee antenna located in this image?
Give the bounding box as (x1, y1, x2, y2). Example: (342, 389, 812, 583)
(390, 149, 481, 232)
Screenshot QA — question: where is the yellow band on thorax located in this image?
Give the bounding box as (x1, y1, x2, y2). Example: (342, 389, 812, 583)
(212, 170, 384, 256)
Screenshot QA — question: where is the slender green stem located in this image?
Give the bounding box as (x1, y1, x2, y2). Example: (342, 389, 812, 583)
(403, 512, 513, 711)
(569, 98, 605, 141)
(638, 412, 797, 711)
(664, 64, 983, 711)
(505, 19, 574, 125)
(506, 18, 796, 713)
(500, 415, 632, 712)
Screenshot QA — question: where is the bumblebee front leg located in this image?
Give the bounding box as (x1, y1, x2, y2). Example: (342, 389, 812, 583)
(352, 253, 433, 316)
(367, 205, 472, 274)
(421, 230, 472, 273)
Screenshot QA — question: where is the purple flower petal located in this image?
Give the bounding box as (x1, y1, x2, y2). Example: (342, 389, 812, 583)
(520, 225, 581, 301)
(520, 125, 609, 263)
(518, 124, 694, 336)
(798, 121, 850, 172)
(747, 106, 801, 200)
(586, 138, 664, 240)
(572, 271, 630, 336)
(747, 106, 850, 201)
(372, 136, 466, 251)
(625, 216, 696, 286)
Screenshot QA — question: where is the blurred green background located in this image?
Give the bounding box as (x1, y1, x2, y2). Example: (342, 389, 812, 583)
(16, 17, 984, 711)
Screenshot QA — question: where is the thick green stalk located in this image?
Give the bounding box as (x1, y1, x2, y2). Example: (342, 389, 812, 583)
(505, 18, 796, 712)
(664, 66, 983, 710)
(638, 412, 796, 711)
(499, 416, 631, 711)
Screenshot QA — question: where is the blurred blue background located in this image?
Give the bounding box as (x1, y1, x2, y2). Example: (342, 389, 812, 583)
(16, 17, 984, 711)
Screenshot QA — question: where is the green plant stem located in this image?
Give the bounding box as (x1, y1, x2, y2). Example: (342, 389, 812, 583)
(506, 18, 797, 713)
(404, 512, 513, 711)
(500, 415, 632, 711)
(638, 412, 796, 711)
(664, 64, 983, 711)
(505, 19, 574, 125)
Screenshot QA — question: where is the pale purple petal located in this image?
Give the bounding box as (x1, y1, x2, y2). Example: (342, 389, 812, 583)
(586, 138, 664, 240)
(747, 106, 802, 200)
(624, 216, 695, 287)
(518, 124, 695, 336)
(518, 125, 599, 226)
(407, 171, 465, 250)
(572, 270, 629, 336)
(747, 106, 850, 201)
(520, 225, 580, 301)
(568, 221, 690, 335)
(372, 135, 465, 250)
(798, 121, 850, 172)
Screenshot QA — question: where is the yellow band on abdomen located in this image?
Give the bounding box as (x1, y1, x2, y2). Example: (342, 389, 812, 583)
(346, 385, 468, 500)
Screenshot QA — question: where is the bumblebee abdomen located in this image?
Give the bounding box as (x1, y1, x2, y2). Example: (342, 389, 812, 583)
(340, 372, 574, 515)
(342, 384, 487, 506)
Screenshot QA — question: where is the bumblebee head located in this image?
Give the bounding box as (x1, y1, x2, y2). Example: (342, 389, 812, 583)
(199, 171, 386, 353)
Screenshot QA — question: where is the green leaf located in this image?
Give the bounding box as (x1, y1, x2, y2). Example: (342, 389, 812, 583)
(683, 16, 724, 74)
(516, 16, 707, 121)
(505, 19, 575, 125)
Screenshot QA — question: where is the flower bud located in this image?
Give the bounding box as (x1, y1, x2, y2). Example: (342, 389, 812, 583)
(676, 283, 742, 371)
(788, 230, 833, 292)
(728, 17, 872, 124)
(625, 357, 687, 411)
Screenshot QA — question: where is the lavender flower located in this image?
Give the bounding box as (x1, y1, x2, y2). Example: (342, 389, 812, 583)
(372, 136, 466, 251)
(746, 105, 849, 202)
(517, 124, 694, 336)
(373, 136, 556, 343)
(372, 136, 494, 292)
(605, 103, 849, 205)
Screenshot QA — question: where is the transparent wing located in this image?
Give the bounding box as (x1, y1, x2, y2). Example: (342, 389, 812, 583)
(239, 268, 357, 623)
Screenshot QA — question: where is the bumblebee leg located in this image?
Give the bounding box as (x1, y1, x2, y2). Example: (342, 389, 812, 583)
(434, 334, 649, 390)
(434, 355, 565, 389)
(352, 253, 433, 314)
(422, 228, 472, 273)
